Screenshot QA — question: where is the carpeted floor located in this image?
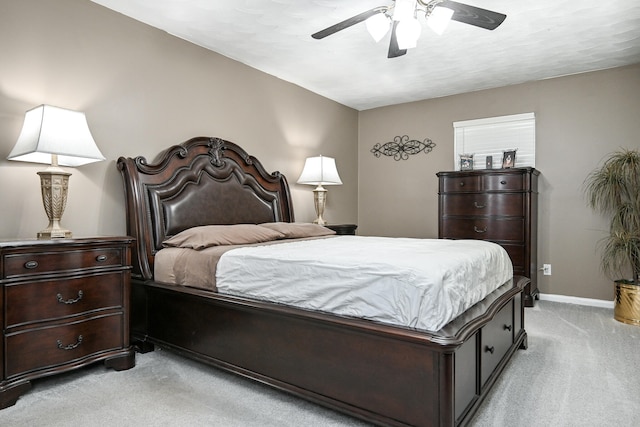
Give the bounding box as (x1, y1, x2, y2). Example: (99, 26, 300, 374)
(0, 301, 638, 426)
(469, 301, 639, 427)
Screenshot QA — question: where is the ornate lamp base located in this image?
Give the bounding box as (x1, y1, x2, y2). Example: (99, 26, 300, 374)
(37, 168, 72, 239)
(312, 185, 328, 226)
(37, 224, 72, 240)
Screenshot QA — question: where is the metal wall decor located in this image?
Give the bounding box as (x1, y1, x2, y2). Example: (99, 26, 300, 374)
(371, 135, 436, 161)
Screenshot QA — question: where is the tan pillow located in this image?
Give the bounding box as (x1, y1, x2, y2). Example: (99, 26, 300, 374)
(162, 224, 285, 250)
(259, 222, 336, 239)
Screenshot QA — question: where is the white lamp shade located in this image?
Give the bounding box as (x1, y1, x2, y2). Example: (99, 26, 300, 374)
(427, 6, 454, 35)
(297, 156, 342, 186)
(365, 13, 391, 42)
(8, 105, 105, 167)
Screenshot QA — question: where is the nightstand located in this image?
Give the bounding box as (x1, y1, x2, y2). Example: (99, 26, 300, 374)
(326, 224, 358, 235)
(0, 237, 136, 409)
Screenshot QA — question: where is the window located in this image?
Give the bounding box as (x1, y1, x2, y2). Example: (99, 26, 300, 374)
(453, 113, 535, 170)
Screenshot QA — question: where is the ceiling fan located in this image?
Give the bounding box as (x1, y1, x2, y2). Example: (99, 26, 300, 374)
(312, 0, 506, 58)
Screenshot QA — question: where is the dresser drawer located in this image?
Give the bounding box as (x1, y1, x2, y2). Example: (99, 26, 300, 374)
(441, 193, 524, 217)
(441, 175, 481, 193)
(3, 247, 124, 279)
(500, 244, 525, 272)
(439, 170, 531, 193)
(441, 218, 524, 242)
(5, 314, 123, 378)
(5, 273, 124, 327)
(482, 173, 526, 191)
(480, 302, 514, 388)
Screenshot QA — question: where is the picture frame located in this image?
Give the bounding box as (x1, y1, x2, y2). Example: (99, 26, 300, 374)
(502, 149, 517, 168)
(460, 154, 474, 171)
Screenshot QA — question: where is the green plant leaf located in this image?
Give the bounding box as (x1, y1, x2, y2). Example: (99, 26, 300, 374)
(585, 149, 640, 283)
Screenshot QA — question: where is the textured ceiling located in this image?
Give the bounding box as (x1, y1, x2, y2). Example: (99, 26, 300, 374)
(90, 0, 640, 111)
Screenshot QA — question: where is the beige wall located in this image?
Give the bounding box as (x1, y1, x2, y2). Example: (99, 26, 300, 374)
(0, 0, 358, 240)
(358, 64, 640, 301)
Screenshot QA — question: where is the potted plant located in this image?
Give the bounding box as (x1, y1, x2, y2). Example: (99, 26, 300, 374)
(585, 149, 640, 325)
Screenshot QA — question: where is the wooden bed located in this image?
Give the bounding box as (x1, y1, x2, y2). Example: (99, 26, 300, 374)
(117, 137, 528, 427)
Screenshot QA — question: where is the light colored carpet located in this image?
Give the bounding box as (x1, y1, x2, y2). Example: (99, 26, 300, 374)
(0, 348, 369, 427)
(0, 301, 638, 426)
(469, 301, 640, 427)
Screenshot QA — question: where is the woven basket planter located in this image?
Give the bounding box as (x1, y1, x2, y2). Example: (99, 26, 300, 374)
(614, 280, 640, 326)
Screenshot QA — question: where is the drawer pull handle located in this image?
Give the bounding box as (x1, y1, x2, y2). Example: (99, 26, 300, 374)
(485, 345, 495, 354)
(57, 335, 83, 351)
(504, 324, 512, 331)
(96, 254, 108, 262)
(24, 261, 39, 269)
(500, 180, 507, 185)
(474, 226, 487, 233)
(473, 201, 486, 208)
(459, 182, 465, 187)
(57, 290, 84, 305)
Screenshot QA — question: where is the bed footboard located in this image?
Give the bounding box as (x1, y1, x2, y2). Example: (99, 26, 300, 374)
(131, 276, 528, 427)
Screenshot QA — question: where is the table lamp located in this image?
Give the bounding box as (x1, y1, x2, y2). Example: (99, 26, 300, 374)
(7, 105, 105, 239)
(297, 155, 342, 225)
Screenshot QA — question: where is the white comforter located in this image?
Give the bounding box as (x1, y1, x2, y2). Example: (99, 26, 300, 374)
(216, 236, 513, 331)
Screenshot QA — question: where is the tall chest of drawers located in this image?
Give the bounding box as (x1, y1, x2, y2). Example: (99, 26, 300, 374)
(437, 168, 539, 307)
(0, 237, 136, 408)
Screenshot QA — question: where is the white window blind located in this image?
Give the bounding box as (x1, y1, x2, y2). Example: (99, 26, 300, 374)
(453, 113, 535, 170)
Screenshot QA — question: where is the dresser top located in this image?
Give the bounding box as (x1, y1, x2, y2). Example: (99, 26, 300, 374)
(436, 167, 539, 177)
(0, 236, 133, 249)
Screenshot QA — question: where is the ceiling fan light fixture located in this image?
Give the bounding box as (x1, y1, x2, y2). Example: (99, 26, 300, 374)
(396, 18, 421, 49)
(427, 6, 454, 35)
(311, 1, 507, 59)
(365, 13, 391, 42)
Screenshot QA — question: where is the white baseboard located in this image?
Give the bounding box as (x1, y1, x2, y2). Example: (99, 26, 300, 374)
(538, 293, 614, 309)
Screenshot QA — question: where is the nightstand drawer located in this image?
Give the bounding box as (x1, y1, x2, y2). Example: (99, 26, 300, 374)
(5, 314, 123, 378)
(5, 273, 124, 327)
(326, 224, 358, 235)
(3, 247, 124, 279)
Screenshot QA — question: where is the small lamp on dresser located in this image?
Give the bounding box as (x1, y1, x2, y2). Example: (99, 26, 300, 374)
(7, 105, 105, 239)
(297, 155, 342, 226)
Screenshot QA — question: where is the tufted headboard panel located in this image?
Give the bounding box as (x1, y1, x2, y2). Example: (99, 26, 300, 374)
(117, 137, 294, 280)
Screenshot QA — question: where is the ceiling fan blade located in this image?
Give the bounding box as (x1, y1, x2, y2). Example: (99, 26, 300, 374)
(439, 0, 506, 30)
(312, 6, 388, 39)
(311, 6, 389, 39)
(387, 21, 407, 58)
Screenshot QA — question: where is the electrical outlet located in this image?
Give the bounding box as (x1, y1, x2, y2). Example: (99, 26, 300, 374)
(543, 264, 551, 276)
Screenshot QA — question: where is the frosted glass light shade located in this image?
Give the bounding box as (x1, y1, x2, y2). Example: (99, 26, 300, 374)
(427, 6, 454, 35)
(297, 156, 342, 186)
(396, 18, 422, 49)
(8, 105, 105, 167)
(365, 13, 391, 42)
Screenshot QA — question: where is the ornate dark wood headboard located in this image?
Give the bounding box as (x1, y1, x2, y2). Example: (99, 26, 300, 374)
(117, 137, 294, 280)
